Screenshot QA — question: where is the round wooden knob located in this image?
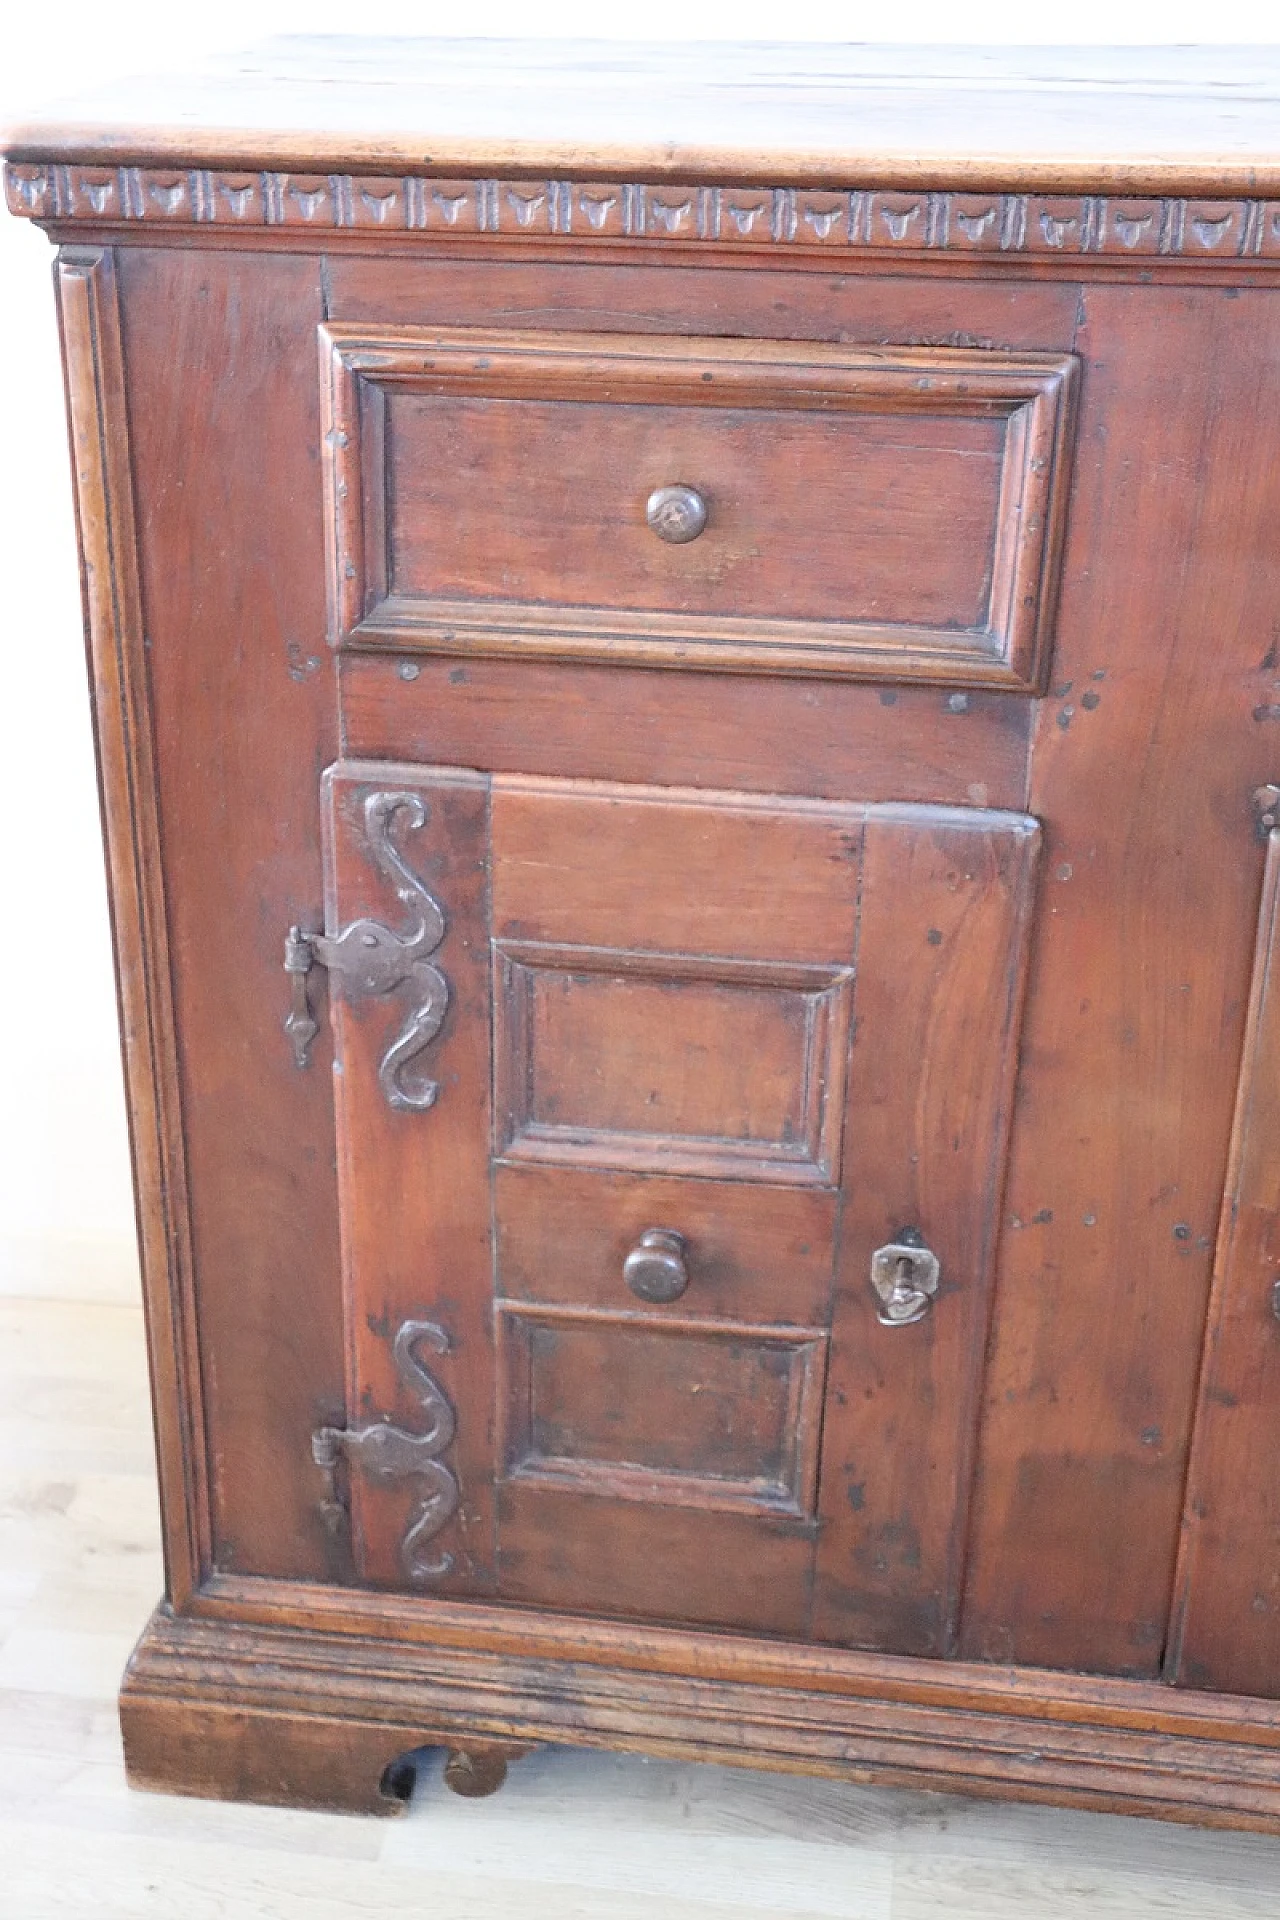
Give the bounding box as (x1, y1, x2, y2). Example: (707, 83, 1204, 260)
(623, 1228, 689, 1303)
(646, 484, 708, 544)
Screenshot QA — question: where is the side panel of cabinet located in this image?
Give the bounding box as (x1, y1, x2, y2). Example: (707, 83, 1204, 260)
(1168, 830, 1280, 1698)
(112, 247, 347, 1585)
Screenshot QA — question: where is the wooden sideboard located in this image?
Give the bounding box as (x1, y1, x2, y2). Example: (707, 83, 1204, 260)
(9, 38, 1280, 1829)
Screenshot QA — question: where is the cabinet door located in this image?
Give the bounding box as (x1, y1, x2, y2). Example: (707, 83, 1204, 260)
(316, 760, 1038, 1651)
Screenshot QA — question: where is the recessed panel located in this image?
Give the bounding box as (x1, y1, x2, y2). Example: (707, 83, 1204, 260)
(387, 394, 1005, 628)
(496, 942, 852, 1183)
(499, 1305, 826, 1517)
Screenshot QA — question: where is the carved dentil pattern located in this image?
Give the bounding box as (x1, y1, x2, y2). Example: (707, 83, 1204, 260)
(8, 161, 1280, 263)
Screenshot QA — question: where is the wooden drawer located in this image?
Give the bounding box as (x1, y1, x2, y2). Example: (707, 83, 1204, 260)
(322, 326, 1079, 689)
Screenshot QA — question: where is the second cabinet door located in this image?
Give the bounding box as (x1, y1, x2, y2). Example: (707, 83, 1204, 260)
(319, 761, 1039, 1655)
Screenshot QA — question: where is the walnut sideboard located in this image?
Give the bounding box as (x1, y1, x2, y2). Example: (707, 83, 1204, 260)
(11, 39, 1280, 1829)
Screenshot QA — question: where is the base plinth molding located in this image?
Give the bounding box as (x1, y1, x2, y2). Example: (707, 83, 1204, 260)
(118, 1599, 1280, 1828)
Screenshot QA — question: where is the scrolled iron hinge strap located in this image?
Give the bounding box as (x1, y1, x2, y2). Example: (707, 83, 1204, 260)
(313, 1318, 460, 1583)
(285, 789, 449, 1110)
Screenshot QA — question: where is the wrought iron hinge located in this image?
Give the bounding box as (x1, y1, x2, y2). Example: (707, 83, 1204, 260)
(313, 1318, 459, 1584)
(283, 924, 320, 1067)
(285, 790, 449, 1110)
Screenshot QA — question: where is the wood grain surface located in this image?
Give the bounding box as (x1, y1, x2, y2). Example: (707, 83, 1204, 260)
(108, 244, 348, 1589)
(10, 40, 1280, 195)
(958, 284, 1280, 1679)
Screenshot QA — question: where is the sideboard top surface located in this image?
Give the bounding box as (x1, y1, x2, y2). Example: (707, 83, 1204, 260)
(9, 38, 1280, 194)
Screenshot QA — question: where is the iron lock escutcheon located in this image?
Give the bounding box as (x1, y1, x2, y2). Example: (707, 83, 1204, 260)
(870, 1229, 941, 1326)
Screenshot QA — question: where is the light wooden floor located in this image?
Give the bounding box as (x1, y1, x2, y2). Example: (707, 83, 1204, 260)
(5, 1290, 1280, 1918)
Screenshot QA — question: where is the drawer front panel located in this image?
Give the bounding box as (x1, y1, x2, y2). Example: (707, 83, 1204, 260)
(495, 1164, 836, 1326)
(387, 393, 1003, 625)
(321, 760, 1037, 1646)
(322, 326, 1078, 688)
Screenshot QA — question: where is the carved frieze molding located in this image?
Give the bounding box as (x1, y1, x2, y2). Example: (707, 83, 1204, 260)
(9, 161, 1280, 263)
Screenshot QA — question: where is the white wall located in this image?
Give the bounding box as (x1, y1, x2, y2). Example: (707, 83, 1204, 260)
(1, 0, 1274, 1303)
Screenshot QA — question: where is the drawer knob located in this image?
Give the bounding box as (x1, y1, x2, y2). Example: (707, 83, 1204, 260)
(870, 1230, 941, 1326)
(646, 484, 708, 544)
(623, 1228, 689, 1303)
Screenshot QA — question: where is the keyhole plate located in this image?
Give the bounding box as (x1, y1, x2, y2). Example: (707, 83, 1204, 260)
(870, 1237, 941, 1326)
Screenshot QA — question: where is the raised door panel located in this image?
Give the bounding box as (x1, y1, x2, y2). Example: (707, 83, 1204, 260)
(494, 943, 853, 1185)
